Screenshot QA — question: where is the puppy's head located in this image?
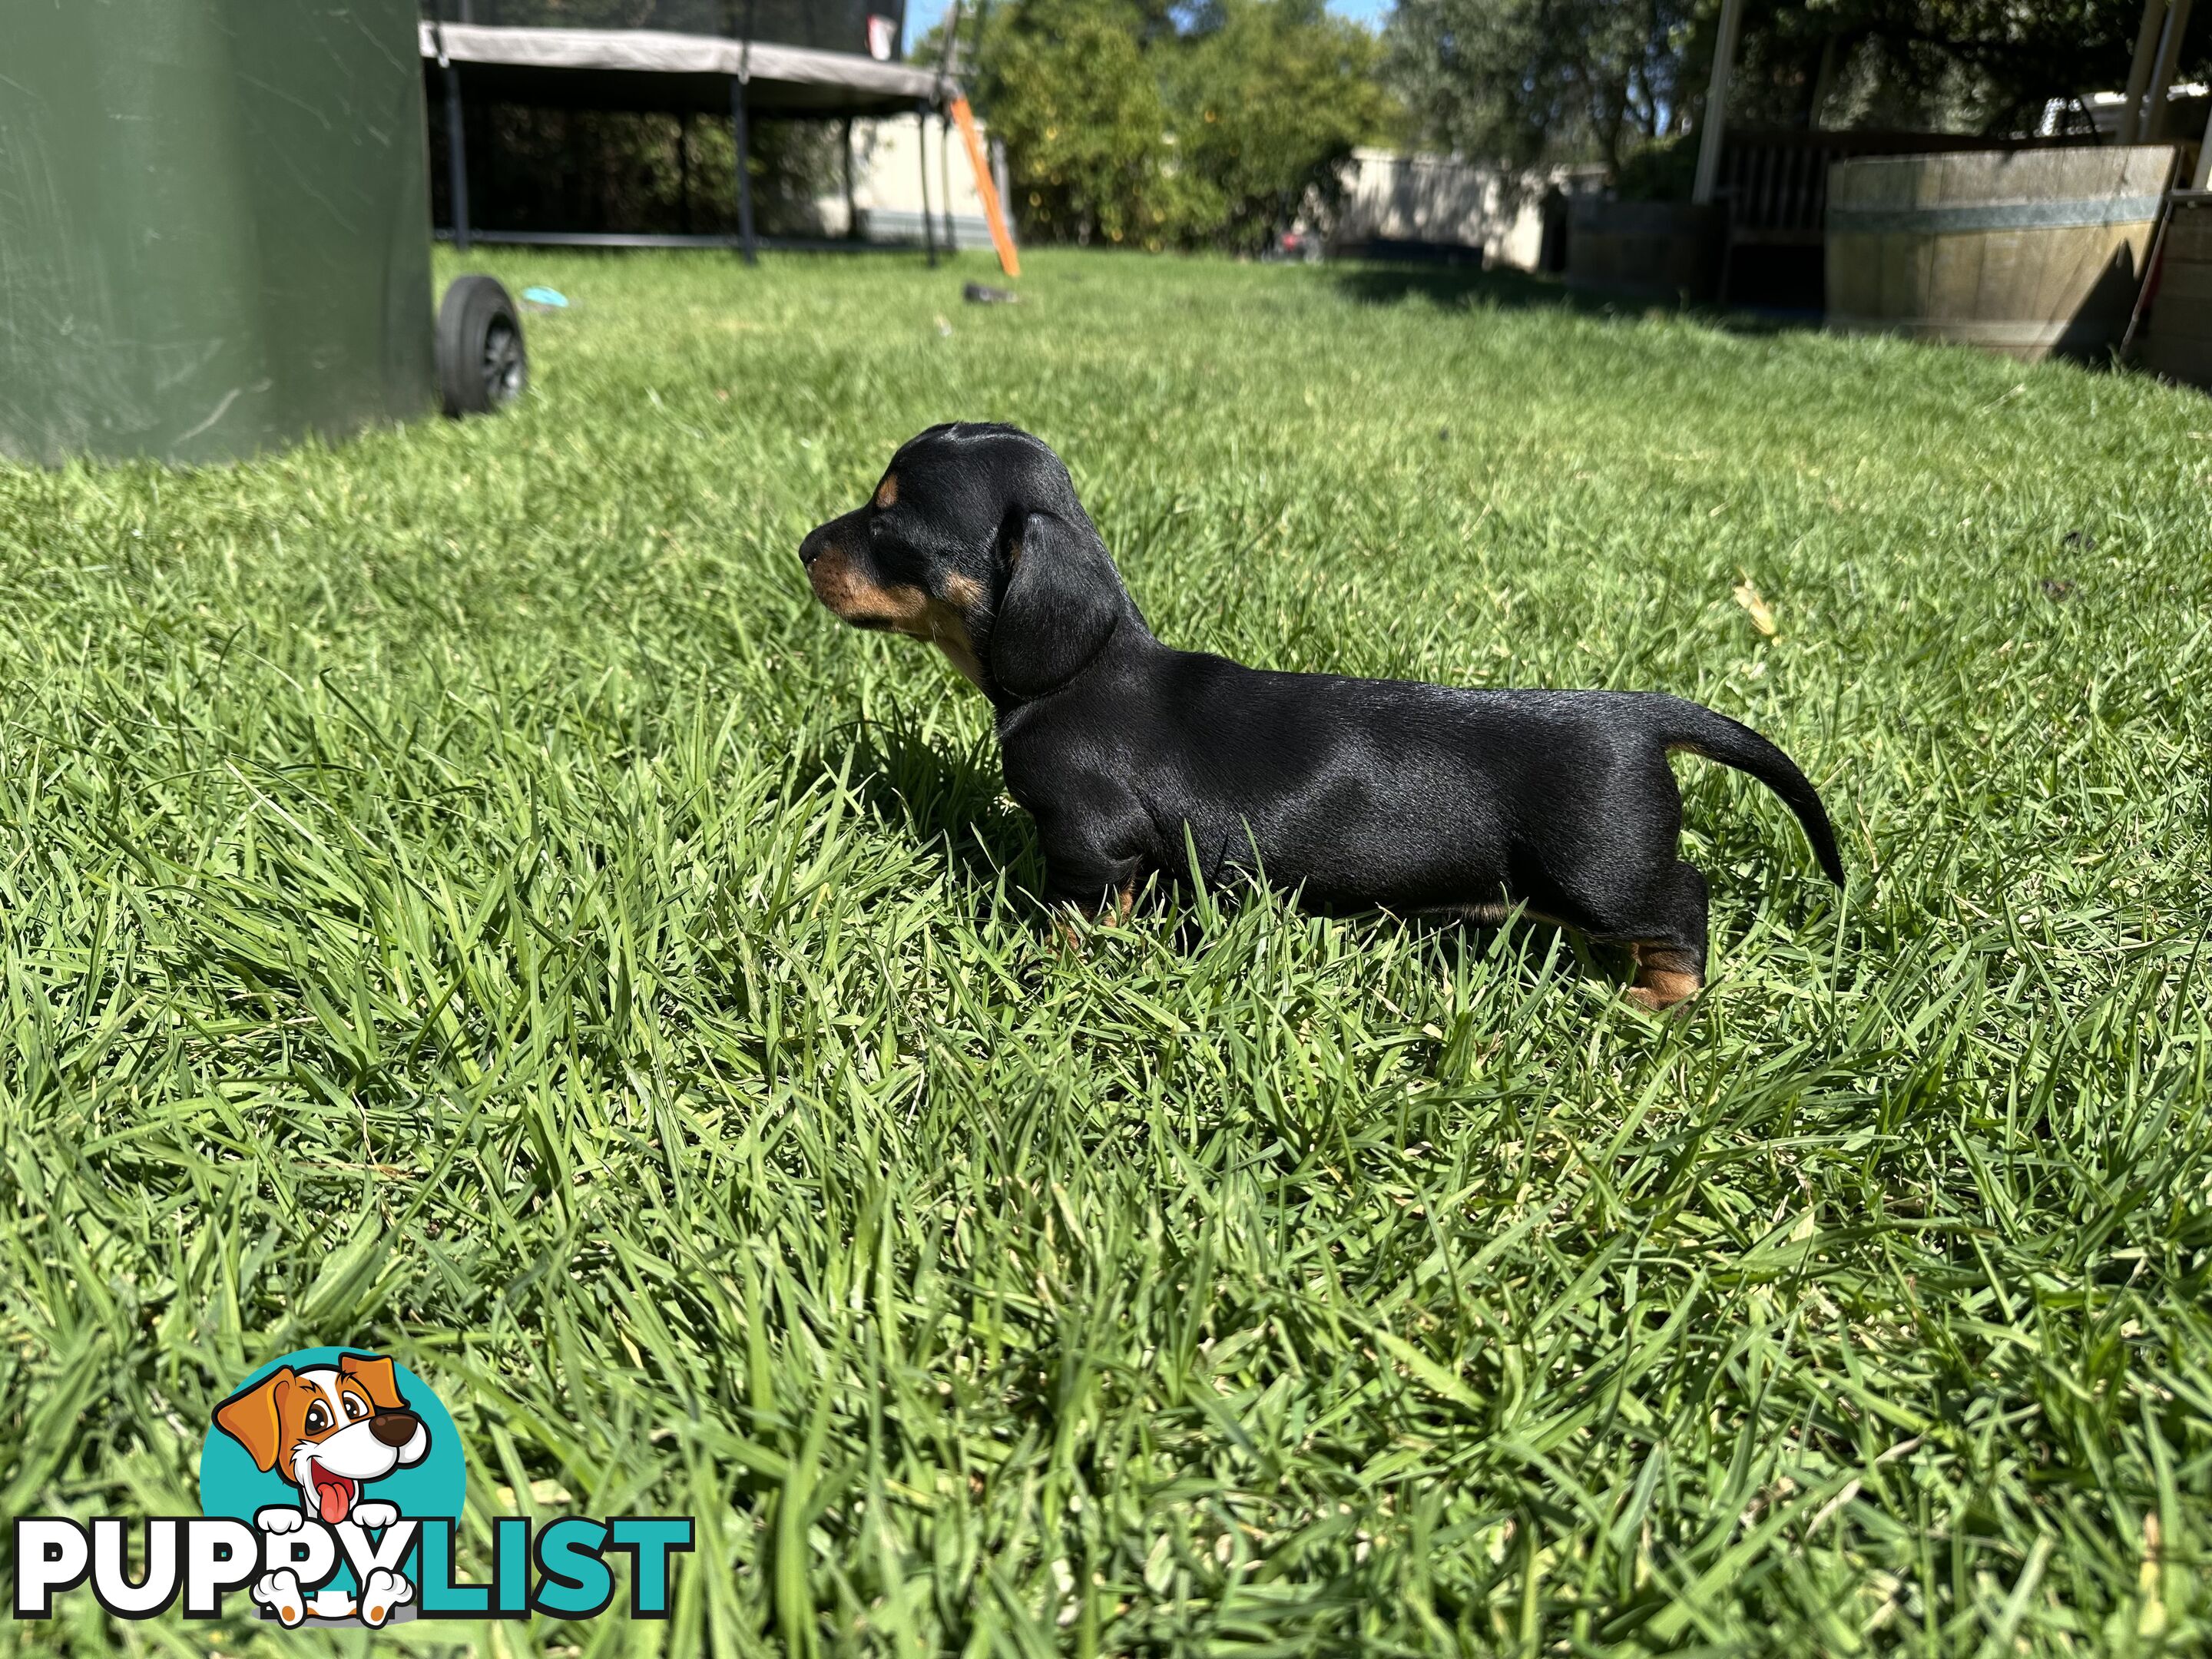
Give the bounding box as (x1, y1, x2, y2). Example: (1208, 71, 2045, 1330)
(214, 1353, 430, 1525)
(800, 423, 1133, 701)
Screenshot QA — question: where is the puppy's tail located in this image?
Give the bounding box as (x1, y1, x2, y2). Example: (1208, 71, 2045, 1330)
(1653, 698, 1846, 886)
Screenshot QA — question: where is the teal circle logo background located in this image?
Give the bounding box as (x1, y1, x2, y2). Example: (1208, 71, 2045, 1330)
(198, 1349, 465, 1532)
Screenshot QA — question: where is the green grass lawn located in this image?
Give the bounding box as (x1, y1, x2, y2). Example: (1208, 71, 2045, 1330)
(2, 247, 2209, 1656)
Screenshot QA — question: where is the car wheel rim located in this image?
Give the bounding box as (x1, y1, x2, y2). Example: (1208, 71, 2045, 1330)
(482, 320, 524, 404)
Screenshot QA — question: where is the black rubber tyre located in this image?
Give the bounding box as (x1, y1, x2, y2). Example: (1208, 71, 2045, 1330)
(435, 275, 527, 417)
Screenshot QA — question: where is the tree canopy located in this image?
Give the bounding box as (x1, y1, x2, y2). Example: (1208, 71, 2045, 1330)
(969, 0, 1394, 251)
(1389, 0, 2210, 180)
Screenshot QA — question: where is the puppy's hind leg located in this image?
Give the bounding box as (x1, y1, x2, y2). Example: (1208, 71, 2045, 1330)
(1622, 862, 1709, 1013)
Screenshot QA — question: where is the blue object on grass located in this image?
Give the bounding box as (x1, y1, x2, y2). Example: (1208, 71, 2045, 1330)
(521, 286, 569, 309)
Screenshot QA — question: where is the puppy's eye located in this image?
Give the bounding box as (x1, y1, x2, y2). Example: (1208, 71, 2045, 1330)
(304, 1403, 329, 1434)
(345, 1395, 369, 1420)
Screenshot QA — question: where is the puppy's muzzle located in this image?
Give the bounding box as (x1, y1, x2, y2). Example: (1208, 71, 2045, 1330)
(800, 522, 896, 628)
(802, 542, 871, 620)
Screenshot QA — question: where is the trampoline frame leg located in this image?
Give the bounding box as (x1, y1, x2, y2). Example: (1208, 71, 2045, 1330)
(918, 107, 937, 267)
(443, 60, 471, 254)
(732, 78, 757, 266)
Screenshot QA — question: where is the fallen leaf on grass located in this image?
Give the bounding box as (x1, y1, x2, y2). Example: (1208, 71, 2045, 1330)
(1733, 579, 1777, 637)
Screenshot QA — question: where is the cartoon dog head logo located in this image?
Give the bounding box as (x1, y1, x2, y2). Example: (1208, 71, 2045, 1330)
(215, 1354, 430, 1528)
(16, 1350, 689, 1630)
(200, 1349, 463, 1630)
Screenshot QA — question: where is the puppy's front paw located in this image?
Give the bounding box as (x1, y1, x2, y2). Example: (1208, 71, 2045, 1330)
(252, 1569, 306, 1628)
(352, 1501, 399, 1530)
(1626, 948, 1702, 1015)
(1624, 982, 1700, 1017)
(254, 1505, 306, 1535)
(358, 1568, 414, 1628)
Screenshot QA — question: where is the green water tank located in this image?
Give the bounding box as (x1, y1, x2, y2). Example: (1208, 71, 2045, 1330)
(0, 0, 437, 465)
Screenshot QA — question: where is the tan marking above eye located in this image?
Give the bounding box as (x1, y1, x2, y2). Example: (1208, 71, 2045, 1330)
(874, 473, 898, 509)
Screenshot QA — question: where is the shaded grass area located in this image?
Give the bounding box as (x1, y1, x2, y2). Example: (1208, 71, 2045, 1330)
(2, 247, 2209, 1655)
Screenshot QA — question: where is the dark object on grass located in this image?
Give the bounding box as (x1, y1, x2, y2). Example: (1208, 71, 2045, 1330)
(1335, 237, 1482, 267)
(800, 423, 1846, 1011)
(437, 276, 527, 417)
(2062, 530, 2094, 549)
(2041, 578, 2078, 599)
(964, 282, 1019, 305)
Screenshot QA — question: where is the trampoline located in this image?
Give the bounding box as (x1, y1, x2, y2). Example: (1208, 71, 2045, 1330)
(422, 1, 984, 261)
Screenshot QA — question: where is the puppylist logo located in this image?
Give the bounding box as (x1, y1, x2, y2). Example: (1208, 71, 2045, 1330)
(12, 1349, 693, 1629)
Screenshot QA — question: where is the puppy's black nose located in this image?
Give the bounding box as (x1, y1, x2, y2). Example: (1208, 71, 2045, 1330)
(799, 525, 830, 568)
(368, 1410, 420, 1448)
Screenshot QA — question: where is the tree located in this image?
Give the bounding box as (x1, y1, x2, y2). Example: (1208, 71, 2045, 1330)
(1166, 0, 1396, 253)
(972, 0, 1396, 251)
(1388, 0, 2209, 184)
(1709, 0, 2173, 133)
(975, 0, 1202, 248)
(1387, 0, 1690, 175)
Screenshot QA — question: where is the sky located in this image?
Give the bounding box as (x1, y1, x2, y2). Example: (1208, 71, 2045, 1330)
(904, 0, 1393, 41)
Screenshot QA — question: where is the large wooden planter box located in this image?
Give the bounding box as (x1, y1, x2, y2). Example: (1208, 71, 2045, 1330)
(2144, 194, 2212, 389)
(1826, 145, 2177, 362)
(1566, 200, 1720, 302)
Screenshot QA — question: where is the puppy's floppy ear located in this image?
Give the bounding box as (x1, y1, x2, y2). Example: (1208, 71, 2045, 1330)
(215, 1368, 293, 1472)
(988, 511, 1126, 700)
(338, 1353, 406, 1412)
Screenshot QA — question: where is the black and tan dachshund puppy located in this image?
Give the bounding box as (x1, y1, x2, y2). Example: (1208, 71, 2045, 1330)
(800, 423, 1844, 1008)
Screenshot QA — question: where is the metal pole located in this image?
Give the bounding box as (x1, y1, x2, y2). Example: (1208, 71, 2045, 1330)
(919, 108, 937, 266)
(942, 116, 957, 252)
(2119, 0, 2166, 144)
(843, 115, 859, 239)
(733, 81, 757, 264)
(936, 0, 964, 253)
(733, 0, 757, 263)
(433, 25, 472, 252)
(2197, 101, 2212, 188)
(1691, 0, 1744, 206)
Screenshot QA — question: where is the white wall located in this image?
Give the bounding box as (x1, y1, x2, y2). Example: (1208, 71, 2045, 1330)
(1329, 148, 1604, 271)
(810, 114, 1005, 250)
(814, 132, 1597, 269)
